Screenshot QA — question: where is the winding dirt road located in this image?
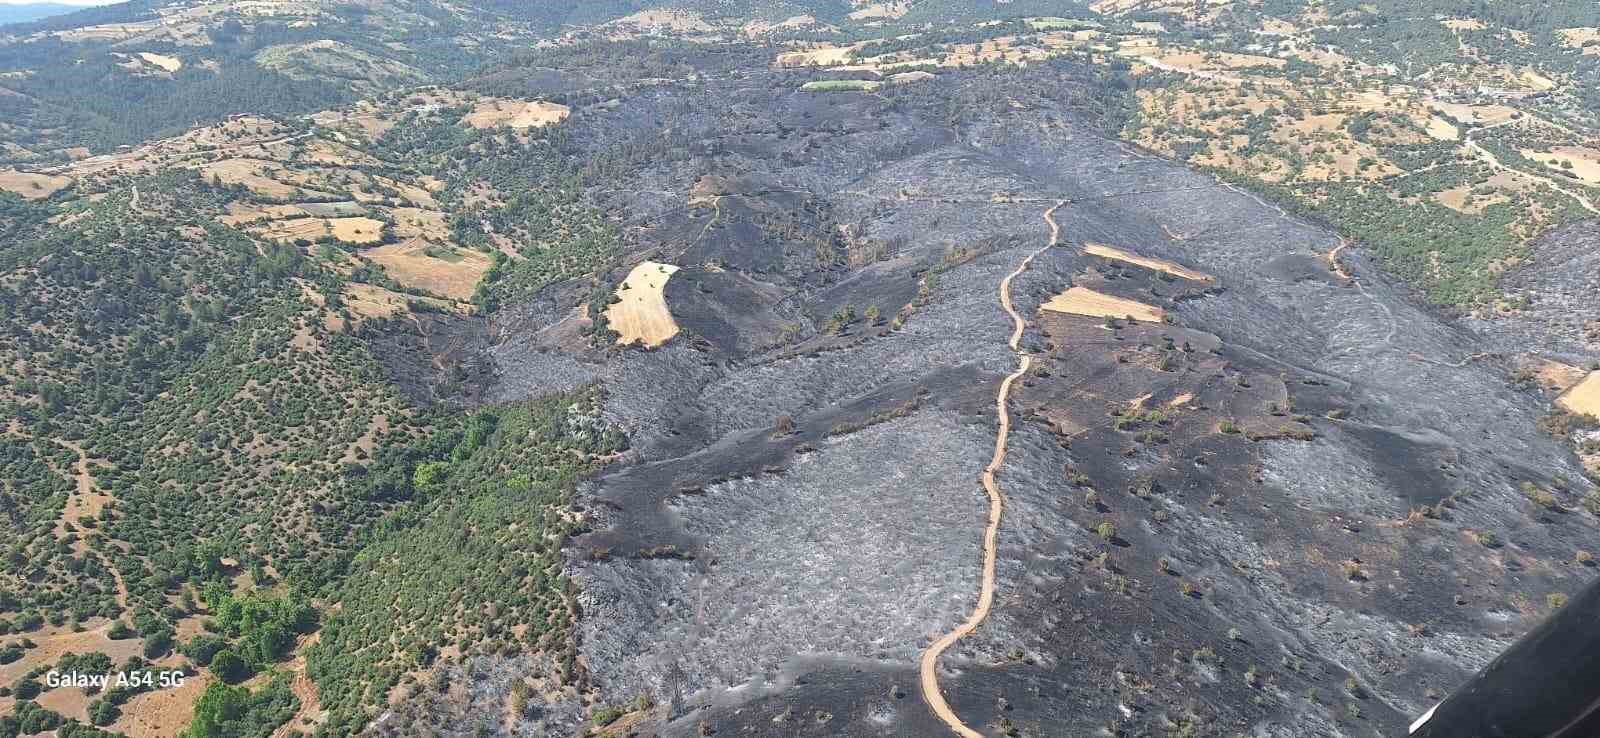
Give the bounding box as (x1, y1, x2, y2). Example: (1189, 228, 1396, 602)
(918, 202, 1065, 737)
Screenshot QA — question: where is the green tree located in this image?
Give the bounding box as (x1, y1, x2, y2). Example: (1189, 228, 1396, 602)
(209, 649, 250, 684)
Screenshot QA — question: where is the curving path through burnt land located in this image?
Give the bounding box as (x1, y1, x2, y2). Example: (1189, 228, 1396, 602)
(918, 201, 1066, 737)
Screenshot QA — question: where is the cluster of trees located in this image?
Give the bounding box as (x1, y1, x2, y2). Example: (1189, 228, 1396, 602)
(306, 392, 625, 735)
(181, 675, 298, 738)
(181, 587, 315, 684)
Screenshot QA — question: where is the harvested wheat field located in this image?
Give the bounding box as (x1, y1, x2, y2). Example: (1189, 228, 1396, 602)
(606, 261, 681, 347)
(461, 99, 571, 129)
(1040, 286, 1165, 323)
(1558, 371, 1600, 418)
(363, 241, 491, 300)
(1084, 243, 1213, 281)
(329, 217, 386, 243)
(0, 169, 72, 199)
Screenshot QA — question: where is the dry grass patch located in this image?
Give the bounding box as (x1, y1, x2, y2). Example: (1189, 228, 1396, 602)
(329, 217, 385, 244)
(1523, 147, 1600, 185)
(109, 670, 212, 738)
(605, 261, 681, 347)
(199, 159, 301, 198)
(0, 169, 71, 199)
(1040, 286, 1165, 323)
(1559, 27, 1600, 54)
(363, 241, 490, 301)
(0, 620, 145, 686)
(390, 207, 449, 240)
(1558, 371, 1600, 417)
(255, 216, 383, 244)
(849, 1, 910, 20)
(775, 44, 858, 67)
(1144, 50, 1285, 73)
(137, 52, 182, 72)
(606, 8, 715, 33)
(37, 683, 93, 722)
(1521, 70, 1556, 91)
(1085, 243, 1213, 282)
(1433, 185, 1504, 214)
(461, 99, 570, 130)
(258, 217, 332, 242)
(1428, 101, 1519, 126)
(218, 203, 310, 226)
(341, 283, 411, 322)
(1426, 117, 1460, 141)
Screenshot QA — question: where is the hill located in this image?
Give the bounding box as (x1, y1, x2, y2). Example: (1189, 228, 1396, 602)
(0, 3, 80, 26)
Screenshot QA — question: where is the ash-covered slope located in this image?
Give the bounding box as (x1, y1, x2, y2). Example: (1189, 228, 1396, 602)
(464, 61, 1596, 738)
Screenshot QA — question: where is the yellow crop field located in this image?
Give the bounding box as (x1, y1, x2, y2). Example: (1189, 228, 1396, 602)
(1040, 286, 1165, 323)
(1084, 243, 1213, 282)
(606, 261, 681, 347)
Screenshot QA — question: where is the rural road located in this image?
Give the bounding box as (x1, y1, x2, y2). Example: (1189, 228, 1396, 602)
(918, 201, 1065, 737)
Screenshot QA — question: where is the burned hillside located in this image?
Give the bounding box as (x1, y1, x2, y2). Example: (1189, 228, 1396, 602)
(370, 59, 1600, 737)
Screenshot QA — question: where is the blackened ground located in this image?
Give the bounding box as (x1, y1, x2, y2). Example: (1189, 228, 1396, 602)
(430, 60, 1599, 737)
(1467, 221, 1600, 362)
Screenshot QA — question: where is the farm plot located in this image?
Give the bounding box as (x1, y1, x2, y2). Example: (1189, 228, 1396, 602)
(1040, 286, 1165, 323)
(605, 261, 681, 347)
(1084, 243, 1213, 282)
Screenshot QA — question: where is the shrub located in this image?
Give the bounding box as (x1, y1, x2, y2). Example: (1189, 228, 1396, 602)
(181, 635, 228, 666)
(773, 415, 795, 435)
(209, 649, 250, 684)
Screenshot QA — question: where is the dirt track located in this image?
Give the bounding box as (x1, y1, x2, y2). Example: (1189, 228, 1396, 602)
(918, 202, 1064, 737)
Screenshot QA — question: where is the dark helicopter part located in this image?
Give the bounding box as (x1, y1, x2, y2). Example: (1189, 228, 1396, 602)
(1408, 575, 1600, 737)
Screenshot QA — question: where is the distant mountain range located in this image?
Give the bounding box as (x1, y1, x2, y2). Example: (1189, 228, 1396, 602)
(0, 2, 85, 25)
